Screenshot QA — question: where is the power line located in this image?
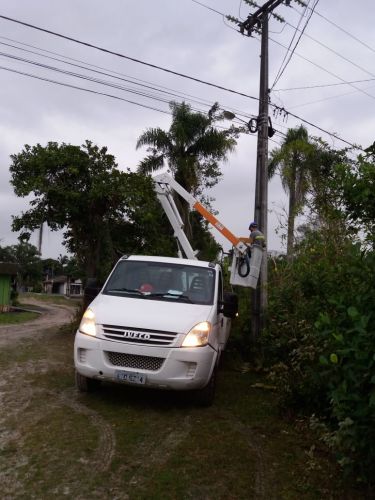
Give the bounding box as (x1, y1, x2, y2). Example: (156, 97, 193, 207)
(271, 0, 314, 89)
(0, 34, 218, 102)
(288, 83, 375, 109)
(0, 40, 201, 104)
(0, 13, 259, 103)
(0, 45, 260, 126)
(0, 64, 171, 115)
(295, 4, 375, 55)
(280, 19, 375, 82)
(0, 13, 362, 150)
(0, 37, 259, 124)
(269, 35, 375, 102)
(0, 50, 204, 109)
(189, 1, 375, 98)
(190, 0, 225, 16)
(0, 63, 261, 136)
(275, 78, 375, 91)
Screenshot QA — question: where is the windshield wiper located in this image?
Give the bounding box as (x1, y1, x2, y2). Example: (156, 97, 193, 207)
(147, 292, 193, 303)
(107, 287, 143, 295)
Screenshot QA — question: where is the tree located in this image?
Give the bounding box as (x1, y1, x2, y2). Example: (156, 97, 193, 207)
(136, 101, 237, 242)
(334, 147, 375, 246)
(268, 125, 317, 257)
(0, 242, 42, 290)
(10, 141, 176, 281)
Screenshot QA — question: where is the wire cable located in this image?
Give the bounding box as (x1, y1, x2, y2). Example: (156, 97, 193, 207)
(0, 13, 259, 103)
(271, 0, 311, 89)
(0, 37, 259, 124)
(269, 35, 375, 101)
(275, 78, 375, 91)
(0, 64, 171, 115)
(294, 4, 375, 55)
(0, 13, 362, 150)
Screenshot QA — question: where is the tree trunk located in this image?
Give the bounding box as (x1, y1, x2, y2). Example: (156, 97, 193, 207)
(287, 167, 297, 259)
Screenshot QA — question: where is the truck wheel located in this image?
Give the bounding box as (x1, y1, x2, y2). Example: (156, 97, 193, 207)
(75, 370, 101, 392)
(194, 368, 217, 407)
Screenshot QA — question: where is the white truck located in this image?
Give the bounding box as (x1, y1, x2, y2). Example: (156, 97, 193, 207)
(74, 174, 263, 405)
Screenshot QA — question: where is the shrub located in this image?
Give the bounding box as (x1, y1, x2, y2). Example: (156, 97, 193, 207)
(263, 230, 375, 485)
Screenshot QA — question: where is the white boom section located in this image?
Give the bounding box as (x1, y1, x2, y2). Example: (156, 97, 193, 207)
(154, 173, 248, 254)
(153, 173, 264, 288)
(153, 175, 197, 260)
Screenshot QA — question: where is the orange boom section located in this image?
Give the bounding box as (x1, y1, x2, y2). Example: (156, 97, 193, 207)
(193, 202, 241, 247)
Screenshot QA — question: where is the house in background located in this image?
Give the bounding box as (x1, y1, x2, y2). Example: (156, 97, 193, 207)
(43, 275, 83, 296)
(0, 262, 18, 312)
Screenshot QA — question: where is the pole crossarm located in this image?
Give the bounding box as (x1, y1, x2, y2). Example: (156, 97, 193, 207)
(240, 0, 286, 35)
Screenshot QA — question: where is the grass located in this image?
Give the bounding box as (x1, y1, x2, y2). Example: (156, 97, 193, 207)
(0, 310, 39, 324)
(0, 322, 365, 500)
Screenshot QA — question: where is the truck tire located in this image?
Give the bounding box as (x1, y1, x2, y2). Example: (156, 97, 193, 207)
(75, 370, 101, 392)
(194, 368, 217, 407)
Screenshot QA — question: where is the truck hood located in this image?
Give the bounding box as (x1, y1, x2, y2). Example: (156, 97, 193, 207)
(90, 293, 213, 334)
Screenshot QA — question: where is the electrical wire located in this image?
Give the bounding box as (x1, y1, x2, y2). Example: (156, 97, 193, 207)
(190, 0, 225, 16)
(269, 36, 375, 101)
(0, 50, 207, 109)
(271, 0, 311, 89)
(0, 34, 219, 101)
(293, 4, 375, 55)
(0, 64, 171, 114)
(275, 78, 375, 91)
(0, 14, 256, 101)
(0, 49, 259, 126)
(288, 83, 375, 110)
(187, 0, 375, 97)
(0, 13, 362, 150)
(0, 37, 258, 124)
(278, 20, 375, 82)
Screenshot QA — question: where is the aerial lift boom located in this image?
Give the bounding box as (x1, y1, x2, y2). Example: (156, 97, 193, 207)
(153, 173, 264, 288)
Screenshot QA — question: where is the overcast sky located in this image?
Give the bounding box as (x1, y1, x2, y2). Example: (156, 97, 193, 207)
(1, 0, 374, 258)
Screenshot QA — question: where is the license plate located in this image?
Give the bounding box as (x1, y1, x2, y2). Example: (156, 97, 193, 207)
(115, 370, 146, 385)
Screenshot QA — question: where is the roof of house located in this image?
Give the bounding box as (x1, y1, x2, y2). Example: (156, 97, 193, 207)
(0, 262, 19, 275)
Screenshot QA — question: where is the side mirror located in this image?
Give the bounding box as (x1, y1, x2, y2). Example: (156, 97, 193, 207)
(221, 292, 238, 319)
(83, 278, 102, 309)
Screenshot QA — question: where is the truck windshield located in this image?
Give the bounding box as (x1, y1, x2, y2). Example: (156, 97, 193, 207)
(103, 260, 216, 305)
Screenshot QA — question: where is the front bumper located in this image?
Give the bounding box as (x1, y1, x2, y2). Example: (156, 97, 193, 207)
(74, 331, 217, 390)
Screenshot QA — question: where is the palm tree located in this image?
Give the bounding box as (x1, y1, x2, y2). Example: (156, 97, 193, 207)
(136, 101, 236, 241)
(268, 125, 316, 257)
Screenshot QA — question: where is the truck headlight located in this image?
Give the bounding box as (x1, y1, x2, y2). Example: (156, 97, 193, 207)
(79, 308, 97, 336)
(182, 321, 211, 347)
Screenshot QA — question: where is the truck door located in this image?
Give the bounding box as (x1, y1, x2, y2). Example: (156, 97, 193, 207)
(217, 270, 230, 350)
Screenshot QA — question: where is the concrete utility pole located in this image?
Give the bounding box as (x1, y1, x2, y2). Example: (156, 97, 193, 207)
(38, 222, 43, 255)
(239, 0, 286, 340)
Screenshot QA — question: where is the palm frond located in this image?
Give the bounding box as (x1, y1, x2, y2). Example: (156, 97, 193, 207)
(136, 128, 171, 151)
(137, 154, 165, 175)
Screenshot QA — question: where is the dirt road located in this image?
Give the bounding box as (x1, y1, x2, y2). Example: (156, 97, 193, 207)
(0, 298, 78, 346)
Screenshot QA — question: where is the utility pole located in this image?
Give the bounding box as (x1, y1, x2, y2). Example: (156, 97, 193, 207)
(239, 0, 286, 340)
(38, 222, 43, 255)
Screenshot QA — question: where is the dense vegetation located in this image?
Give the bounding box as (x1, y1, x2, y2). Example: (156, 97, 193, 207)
(255, 144, 374, 488)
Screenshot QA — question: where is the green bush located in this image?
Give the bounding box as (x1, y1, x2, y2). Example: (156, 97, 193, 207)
(263, 230, 375, 485)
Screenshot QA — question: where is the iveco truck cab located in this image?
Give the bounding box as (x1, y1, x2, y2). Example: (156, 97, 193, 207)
(74, 254, 237, 405)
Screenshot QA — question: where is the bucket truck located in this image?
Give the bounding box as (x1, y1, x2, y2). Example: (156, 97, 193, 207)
(74, 173, 263, 405)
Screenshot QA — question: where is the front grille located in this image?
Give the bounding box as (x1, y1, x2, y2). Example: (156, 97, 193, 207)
(102, 324, 178, 346)
(106, 351, 164, 371)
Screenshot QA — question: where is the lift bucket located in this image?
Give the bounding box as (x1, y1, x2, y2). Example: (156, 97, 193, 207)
(229, 245, 264, 289)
